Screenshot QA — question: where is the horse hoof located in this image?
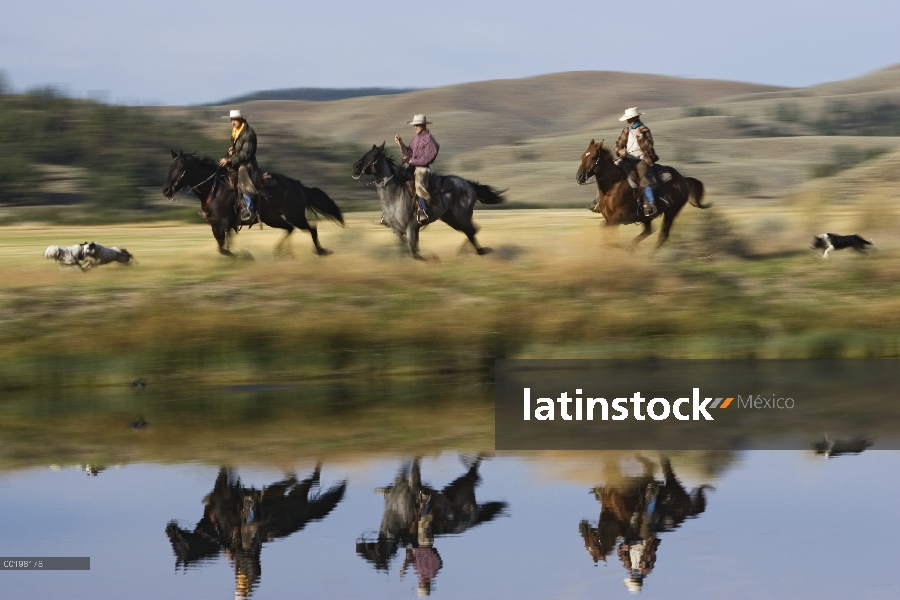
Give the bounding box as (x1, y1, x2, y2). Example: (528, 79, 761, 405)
(315, 248, 333, 256)
(477, 247, 493, 256)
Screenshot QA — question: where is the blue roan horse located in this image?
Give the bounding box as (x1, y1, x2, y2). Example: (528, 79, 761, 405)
(162, 151, 344, 256)
(352, 143, 504, 259)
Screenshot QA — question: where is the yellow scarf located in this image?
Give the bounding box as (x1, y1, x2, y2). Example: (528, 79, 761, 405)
(231, 122, 245, 142)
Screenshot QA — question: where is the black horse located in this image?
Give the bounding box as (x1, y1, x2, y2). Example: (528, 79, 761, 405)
(162, 151, 344, 256)
(166, 466, 347, 598)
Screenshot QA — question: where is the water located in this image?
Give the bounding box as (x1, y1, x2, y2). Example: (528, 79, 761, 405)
(0, 451, 900, 600)
(0, 384, 897, 598)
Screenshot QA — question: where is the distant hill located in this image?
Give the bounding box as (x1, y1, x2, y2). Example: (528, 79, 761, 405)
(215, 87, 418, 104)
(5, 66, 900, 223)
(207, 66, 900, 208)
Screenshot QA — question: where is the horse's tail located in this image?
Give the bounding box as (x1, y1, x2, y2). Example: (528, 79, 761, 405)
(471, 182, 506, 205)
(305, 186, 345, 225)
(686, 177, 711, 209)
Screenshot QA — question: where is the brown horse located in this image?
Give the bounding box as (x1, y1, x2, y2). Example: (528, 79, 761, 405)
(576, 139, 710, 251)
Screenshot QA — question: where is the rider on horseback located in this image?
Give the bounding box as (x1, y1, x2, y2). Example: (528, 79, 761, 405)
(614, 107, 662, 217)
(395, 114, 440, 225)
(219, 109, 260, 223)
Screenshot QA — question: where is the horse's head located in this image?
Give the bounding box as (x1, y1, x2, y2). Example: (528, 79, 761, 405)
(352, 143, 386, 179)
(576, 139, 609, 185)
(162, 150, 189, 199)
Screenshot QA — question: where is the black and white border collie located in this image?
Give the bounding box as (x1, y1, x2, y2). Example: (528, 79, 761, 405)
(811, 233, 873, 258)
(84, 242, 134, 268)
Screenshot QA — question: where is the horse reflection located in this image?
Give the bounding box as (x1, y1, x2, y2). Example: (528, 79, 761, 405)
(166, 466, 346, 598)
(579, 457, 711, 594)
(356, 456, 507, 595)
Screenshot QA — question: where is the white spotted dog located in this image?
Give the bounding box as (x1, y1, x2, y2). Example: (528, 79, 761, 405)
(810, 233, 874, 258)
(44, 243, 89, 270)
(83, 242, 135, 269)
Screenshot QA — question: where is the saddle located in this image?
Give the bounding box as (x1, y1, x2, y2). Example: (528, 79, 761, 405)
(399, 166, 451, 206)
(616, 160, 674, 189)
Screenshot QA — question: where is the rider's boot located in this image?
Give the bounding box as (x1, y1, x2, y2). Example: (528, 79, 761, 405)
(641, 186, 658, 217)
(240, 193, 253, 222)
(416, 196, 430, 225)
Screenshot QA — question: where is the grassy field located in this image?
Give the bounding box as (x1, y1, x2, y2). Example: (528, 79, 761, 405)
(3, 194, 900, 391)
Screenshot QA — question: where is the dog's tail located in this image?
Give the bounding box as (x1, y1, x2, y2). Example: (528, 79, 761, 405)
(44, 246, 60, 259)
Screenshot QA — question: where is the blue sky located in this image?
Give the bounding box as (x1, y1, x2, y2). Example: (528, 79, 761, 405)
(2, 0, 898, 105)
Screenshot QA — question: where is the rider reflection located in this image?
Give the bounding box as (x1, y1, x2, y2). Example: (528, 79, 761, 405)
(579, 457, 712, 594)
(166, 465, 346, 598)
(357, 456, 507, 596)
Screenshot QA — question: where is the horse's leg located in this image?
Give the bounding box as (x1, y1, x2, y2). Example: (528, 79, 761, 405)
(273, 223, 295, 256)
(406, 222, 424, 260)
(653, 212, 676, 254)
(291, 212, 330, 256)
(307, 226, 332, 256)
(632, 220, 653, 249)
(212, 223, 233, 256)
(442, 208, 487, 255)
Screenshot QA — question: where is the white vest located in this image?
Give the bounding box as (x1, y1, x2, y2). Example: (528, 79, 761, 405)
(626, 128, 643, 160)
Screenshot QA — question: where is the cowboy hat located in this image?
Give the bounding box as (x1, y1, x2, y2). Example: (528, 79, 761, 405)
(226, 109, 245, 120)
(407, 114, 433, 125)
(618, 107, 645, 122)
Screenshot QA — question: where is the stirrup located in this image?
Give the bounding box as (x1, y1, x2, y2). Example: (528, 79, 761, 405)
(643, 202, 658, 217)
(416, 209, 429, 225)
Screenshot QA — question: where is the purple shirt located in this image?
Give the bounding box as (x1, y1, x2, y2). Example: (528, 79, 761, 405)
(412, 547, 442, 581)
(401, 131, 440, 166)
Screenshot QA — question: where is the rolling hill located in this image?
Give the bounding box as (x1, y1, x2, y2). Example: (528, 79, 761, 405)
(3, 65, 899, 222)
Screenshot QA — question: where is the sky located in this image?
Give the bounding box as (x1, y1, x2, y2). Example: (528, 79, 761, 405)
(1, 0, 898, 106)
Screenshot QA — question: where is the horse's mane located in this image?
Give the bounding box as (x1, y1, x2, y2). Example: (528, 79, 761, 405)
(595, 144, 615, 162)
(377, 148, 401, 175)
(182, 153, 218, 169)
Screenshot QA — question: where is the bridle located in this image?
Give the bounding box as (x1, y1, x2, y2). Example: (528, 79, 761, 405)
(578, 148, 605, 186)
(166, 156, 223, 199)
(352, 150, 395, 186)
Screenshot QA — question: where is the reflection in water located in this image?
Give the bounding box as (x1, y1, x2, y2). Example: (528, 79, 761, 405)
(165, 466, 347, 598)
(357, 456, 507, 596)
(813, 435, 872, 458)
(579, 457, 711, 594)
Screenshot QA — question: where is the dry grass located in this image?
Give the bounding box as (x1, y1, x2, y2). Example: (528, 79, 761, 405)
(3, 201, 900, 390)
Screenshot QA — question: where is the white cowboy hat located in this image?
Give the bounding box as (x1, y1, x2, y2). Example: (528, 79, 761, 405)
(227, 109, 245, 120)
(407, 114, 433, 125)
(623, 577, 644, 593)
(618, 107, 645, 122)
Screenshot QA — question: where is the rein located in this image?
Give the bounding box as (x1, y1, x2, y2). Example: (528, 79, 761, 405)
(190, 169, 221, 191)
(578, 152, 605, 185)
(353, 153, 396, 186)
(169, 158, 225, 200)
